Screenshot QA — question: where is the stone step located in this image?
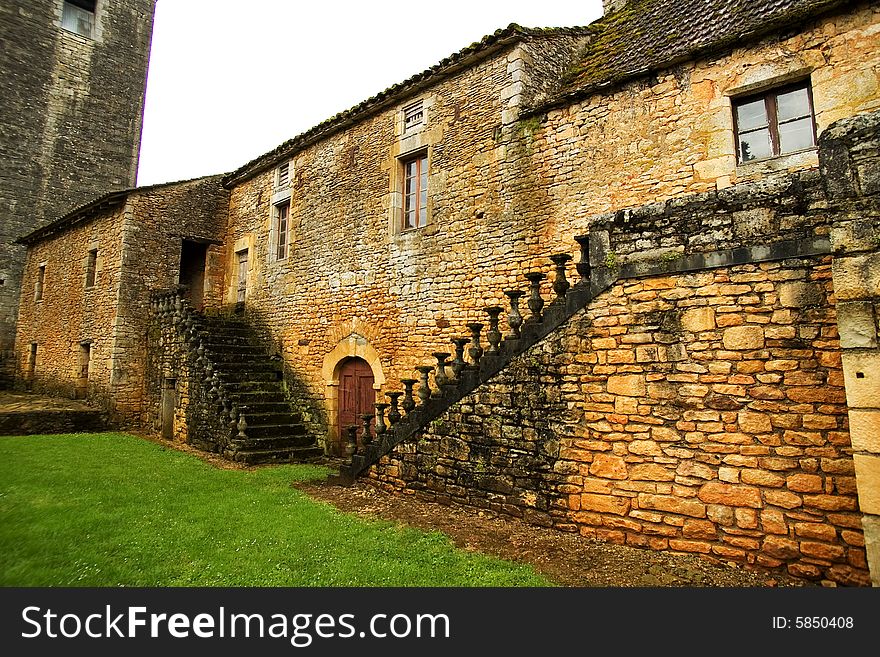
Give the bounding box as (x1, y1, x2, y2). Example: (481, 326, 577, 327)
(241, 411, 303, 426)
(229, 391, 289, 405)
(229, 380, 285, 393)
(237, 401, 297, 415)
(220, 369, 282, 383)
(228, 445, 324, 465)
(244, 423, 308, 439)
(231, 433, 315, 451)
(213, 360, 279, 374)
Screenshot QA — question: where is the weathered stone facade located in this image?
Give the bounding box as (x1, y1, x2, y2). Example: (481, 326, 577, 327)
(14, 177, 228, 423)
(0, 0, 156, 386)
(11, 0, 880, 583)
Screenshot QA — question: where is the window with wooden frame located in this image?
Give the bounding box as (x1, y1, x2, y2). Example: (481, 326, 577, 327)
(85, 248, 98, 288)
(273, 200, 290, 261)
(402, 152, 428, 230)
(733, 80, 816, 164)
(403, 101, 424, 133)
(62, 0, 96, 38)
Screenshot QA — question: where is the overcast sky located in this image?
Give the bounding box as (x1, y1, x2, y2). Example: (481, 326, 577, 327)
(136, 0, 604, 187)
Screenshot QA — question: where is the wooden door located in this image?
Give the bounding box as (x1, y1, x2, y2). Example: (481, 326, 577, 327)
(236, 249, 248, 302)
(338, 358, 375, 450)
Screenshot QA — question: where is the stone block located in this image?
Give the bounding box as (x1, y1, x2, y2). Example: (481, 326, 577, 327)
(697, 481, 762, 508)
(832, 253, 880, 301)
(722, 325, 765, 350)
(762, 535, 800, 559)
(841, 351, 880, 408)
(778, 281, 824, 308)
(836, 301, 877, 349)
(580, 493, 631, 516)
(849, 409, 880, 453)
(853, 454, 880, 515)
(681, 307, 716, 332)
(786, 473, 824, 493)
(637, 493, 707, 518)
(589, 454, 628, 480)
(607, 374, 646, 397)
(738, 411, 772, 433)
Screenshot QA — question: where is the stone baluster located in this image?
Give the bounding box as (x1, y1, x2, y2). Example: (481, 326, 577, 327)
(503, 290, 525, 338)
(400, 379, 417, 414)
(432, 352, 450, 397)
(346, 425, 359, 457)
(550, 253, 572, 302)
(236, 412, 248, 439)
(374, 403, 388, 436)
(483, 307, 503, 353)
(450, 338, 469, 379)
(360, 413, 374, 446)
(466, 322, 484, 367)
(524, 272, 546, 322)
(197, 340, 206, 365)
(574, 234, 591, 283)
(386, 392, 402, 425)
(415, 366, 433, 405)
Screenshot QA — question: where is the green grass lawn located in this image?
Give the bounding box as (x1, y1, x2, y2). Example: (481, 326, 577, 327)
(0, 433, 551, 587)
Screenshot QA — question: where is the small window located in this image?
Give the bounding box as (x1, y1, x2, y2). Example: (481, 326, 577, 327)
(62, 0, 96, 39)
(273, 201, 290, 261)
(85, 249, 97, 288)
(733, 81, 816, 164)
(403, 101, 424, 133)
(276, 162, 290, 189)
(402, 153, 428, 230)
(35, 265, 46, 301)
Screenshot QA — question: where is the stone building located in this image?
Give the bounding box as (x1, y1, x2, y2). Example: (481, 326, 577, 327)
(13, 0, 880, 584)
(0, 0, 157, 387)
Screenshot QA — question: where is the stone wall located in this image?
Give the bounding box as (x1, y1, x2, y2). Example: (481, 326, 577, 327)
(367, 110, 880, 585)
(526, 1, 880, 256)
(14, 202, 128, 410)
(0, 0, 156, 387)
(14, 177, 228, 424)
(370, 252, 868, 585)
(222, 36, 587, 450)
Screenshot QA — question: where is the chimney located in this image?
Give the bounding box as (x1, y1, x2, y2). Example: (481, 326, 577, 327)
(602, 0, 629, 14)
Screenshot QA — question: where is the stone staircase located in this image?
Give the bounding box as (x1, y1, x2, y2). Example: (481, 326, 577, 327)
(330, 232, 615, 485)
(151, 293, 323, 464)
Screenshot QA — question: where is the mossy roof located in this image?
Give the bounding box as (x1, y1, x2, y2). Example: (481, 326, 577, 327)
(553, 0, 853, 101)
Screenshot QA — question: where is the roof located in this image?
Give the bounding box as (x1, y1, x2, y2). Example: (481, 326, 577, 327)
(222, 23, 592, 188)
(17, 175, 225, 246)
(552, 0, 852, 102)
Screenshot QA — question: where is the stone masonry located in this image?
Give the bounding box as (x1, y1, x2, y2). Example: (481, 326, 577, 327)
(0, 0, 156, 386)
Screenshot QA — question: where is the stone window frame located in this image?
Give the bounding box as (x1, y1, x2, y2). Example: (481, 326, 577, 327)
(61, 0, 98, 40)
(731, 78, 817, 165)
(388, 95, 435, 238)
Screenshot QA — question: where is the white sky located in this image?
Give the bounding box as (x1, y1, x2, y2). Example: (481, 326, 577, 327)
(136, 0, 604, 186)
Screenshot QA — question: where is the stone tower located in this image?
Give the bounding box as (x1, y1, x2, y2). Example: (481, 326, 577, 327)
(0, 0, 157, 387)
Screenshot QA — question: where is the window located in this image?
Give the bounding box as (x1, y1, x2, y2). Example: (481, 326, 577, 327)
(402, 153, 428, 230)
(35, 265, 46, 301)
(85, 249, 97, 288)
(403, 101, 424, 133)
(276, 162, 290, 189)
(733, 81, 816, 164)
(273, 201, 290, 261)
(236, 249, 248, 303)
(62, 0, 96, 39)
(28, 343, 37, 380)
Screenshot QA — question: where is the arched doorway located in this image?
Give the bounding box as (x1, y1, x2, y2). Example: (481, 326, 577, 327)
(336, 357, 375, 455)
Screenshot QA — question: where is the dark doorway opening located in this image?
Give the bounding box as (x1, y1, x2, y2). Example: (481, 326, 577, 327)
(75, 342, 91, 399)
(161, 377, 177, 440)
(337, 357, 375, 455)
(180, 240, 208, 311)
